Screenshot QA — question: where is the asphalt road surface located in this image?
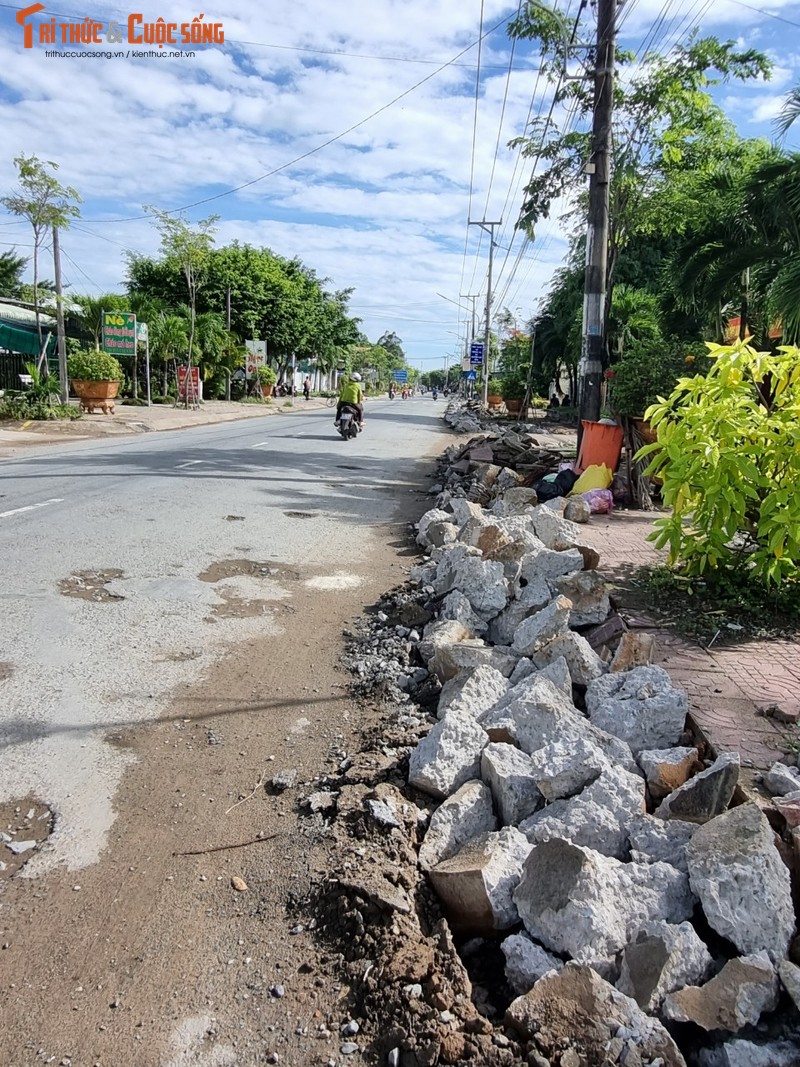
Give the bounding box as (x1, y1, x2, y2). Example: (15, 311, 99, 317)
(0, 397, 448, 876)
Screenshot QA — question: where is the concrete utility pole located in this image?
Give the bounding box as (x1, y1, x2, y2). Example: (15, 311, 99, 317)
(579, 0, 617, 430)
(468, 220, 501, 405)
(52, 226, 68, 404)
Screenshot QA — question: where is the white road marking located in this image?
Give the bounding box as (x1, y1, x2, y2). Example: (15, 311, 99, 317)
(175, 460, 204, 468)
(0, 497, 64, 519)
(249, 441, 270, 449)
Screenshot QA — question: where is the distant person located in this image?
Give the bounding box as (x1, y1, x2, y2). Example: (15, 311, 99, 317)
(336, 371, 365, 429)
(303, 377, 311, 401)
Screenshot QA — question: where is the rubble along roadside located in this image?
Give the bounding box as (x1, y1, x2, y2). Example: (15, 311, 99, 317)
(291, 399, 800, 1067)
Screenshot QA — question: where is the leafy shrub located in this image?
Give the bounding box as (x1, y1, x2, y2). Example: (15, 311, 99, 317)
(639, 341, 800, 585)
(609, 339, 707, 417)
(0, 397, 81, 421)
(68, 349, 123, 382)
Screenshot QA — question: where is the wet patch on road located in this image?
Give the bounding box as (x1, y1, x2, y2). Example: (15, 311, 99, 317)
(0, 662, 14, 682)
(0, 798, 54, 882)
(59, 569, 125, 602)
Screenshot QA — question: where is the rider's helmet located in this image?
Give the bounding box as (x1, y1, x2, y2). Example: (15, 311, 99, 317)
(351, 372, 362, 381)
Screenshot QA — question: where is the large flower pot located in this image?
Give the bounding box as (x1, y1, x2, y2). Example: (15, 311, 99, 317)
(487, 392, 503, 411)
(261, 384, 274, 398)
(633, 417, 658, 445)
(505, 398, 525, 416)
(71, 379, 119, 415)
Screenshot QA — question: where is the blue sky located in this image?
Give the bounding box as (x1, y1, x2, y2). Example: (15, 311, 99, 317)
(0, 0, 799, 370)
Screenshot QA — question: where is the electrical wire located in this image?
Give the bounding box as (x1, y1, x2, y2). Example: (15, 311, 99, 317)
(75, 12, 511, 224)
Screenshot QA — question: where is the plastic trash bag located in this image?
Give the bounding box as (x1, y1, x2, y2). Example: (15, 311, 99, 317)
(582, 489, 614, 514)
(570, 463, 613, 495)
(534, 469, 579, 501)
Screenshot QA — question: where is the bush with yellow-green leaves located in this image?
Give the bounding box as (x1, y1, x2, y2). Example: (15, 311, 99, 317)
(639, 341, 800, 586)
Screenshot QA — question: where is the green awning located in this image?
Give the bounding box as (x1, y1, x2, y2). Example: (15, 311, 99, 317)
(0, 321, 57, 357)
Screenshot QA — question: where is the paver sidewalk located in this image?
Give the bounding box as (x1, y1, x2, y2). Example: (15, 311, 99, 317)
(580, 510, 800, 774)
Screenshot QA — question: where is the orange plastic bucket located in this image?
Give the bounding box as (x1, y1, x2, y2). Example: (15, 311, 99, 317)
(578, 420, 624, 472)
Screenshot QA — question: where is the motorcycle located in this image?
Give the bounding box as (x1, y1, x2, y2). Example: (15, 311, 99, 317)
(432, 388, 438, 400)
(337, 403, 361, 440)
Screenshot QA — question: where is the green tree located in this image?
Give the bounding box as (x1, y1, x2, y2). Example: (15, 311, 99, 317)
(0, 155, 81, 351)
(144, 208, 217, 404)
(74, 293, 130, 351)
(0, 248, 28, 297)
(149, 313, 189, 395)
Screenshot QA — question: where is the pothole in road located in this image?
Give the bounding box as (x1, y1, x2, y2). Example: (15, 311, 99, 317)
(58, 569, 125, 602)
(224, 514, 245, 522)
(283, 510, 319, 519)
(208, 593, 276, 620)
(336, 465, 365, 471)
(0, 662, 14, 682)
(0, 798, 54, 882)
(198, 559, 301, 584)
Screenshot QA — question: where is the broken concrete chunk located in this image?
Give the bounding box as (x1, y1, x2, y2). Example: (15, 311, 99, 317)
(511, 595, 572, 656)
(617, 920, 713, 1012)
(509, 657, 536, 686)
(487, 599, 542, 647)
(481, 742, 544, 826)
(637, 746, 703, 801)
(563, 497, 590, 524)
(663, 953, 779, 1032)
(416, 508, 453, 546)
(627, 814, 696, 873)
(429, 827, 531, 933)
(519, 546, 584, 584)
(433, 641, 518, 683)
(586, 665, 688, 753)
(697, 1040, 800, 1067)
(554, 570, 610, 627)
(434, 554, 509, 620)
(438, 589, 488, 635)
(531, 630, 607, 686)
(449, 498, 487, 527)
(423, 520, 459, 548)
(437, 664, 510, 721)
(418, 619, 473, 665)
(520, 763, 645, 859)
(763, 761, 800, 797)
(418, 780, 497, 872)
(610, 631, 657, 672)
(505, 964, 686, 1067)
(655, 753, 739, 823)
(526, 737, 608, 802)
(535, 656, 573, 699)
(513, 839, 693, 963)
(490, 486, 538, 516)
(514, 574, 552, 611)
(501, 933, 563, 996)
(408, 712, 488, 800)
(687, 803, 796, 962)
(772, 789, 800, 828)
(777, 959, 800, 1013)
(528, 505, 583, 551)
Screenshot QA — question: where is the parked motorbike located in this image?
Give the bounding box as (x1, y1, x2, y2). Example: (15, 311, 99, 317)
(337, 403, 361, 440)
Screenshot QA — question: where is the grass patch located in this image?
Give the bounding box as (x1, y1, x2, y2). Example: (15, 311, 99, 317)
(633, 564, 800, 644)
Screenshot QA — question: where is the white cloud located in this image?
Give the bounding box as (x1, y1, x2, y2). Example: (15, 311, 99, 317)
(0, 0, 798, 366)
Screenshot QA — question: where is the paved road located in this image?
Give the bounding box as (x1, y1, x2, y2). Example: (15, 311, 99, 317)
(0, 397, 448, 874)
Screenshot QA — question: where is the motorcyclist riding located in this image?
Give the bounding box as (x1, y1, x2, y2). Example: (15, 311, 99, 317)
(336, 371, 365, 430)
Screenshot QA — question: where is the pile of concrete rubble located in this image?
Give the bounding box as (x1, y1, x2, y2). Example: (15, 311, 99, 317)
(396, 410, 800, 1067)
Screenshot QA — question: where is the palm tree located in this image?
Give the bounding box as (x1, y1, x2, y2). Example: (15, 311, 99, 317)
(149, 313, 188, 395)
(74, 293, 129, 350)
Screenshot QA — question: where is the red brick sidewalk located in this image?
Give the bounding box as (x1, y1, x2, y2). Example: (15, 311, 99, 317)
(579, 510, 800, 774)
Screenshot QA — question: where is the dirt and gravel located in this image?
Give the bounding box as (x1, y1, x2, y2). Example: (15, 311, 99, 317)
(0, 491, 439, 1066)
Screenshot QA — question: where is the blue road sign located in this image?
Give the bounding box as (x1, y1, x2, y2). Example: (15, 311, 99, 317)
(463, 369, 478, 381)
(392, 369, 408, 382)
(469, 342, 484, 365)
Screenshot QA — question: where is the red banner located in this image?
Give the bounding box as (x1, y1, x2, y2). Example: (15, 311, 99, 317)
(178, 366, 200, 399)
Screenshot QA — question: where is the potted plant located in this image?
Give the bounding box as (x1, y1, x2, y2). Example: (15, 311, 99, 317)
(256, 364, 277, 397)
(487, 377, 503, 410)
(500, 370, 528, 415)
(68, 350, 123, 414)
